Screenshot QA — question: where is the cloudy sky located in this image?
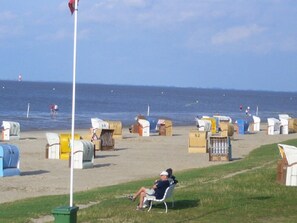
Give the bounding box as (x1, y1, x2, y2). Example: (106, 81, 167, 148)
(1, 0, 296, 91)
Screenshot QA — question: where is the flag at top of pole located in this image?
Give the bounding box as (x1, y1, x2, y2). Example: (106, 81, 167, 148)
(68, 0, 79, 15)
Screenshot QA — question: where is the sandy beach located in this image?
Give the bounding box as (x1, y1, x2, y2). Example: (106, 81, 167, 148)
(0, 125, 296, 204)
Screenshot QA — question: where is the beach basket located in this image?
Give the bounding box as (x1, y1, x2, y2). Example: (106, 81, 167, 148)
(209, 136, 231, 161)
(59, 133, 80, 160)
(219, 122, 234, 137)
(106, 120, 122, 139)
(159, 119, 173, 136)
(202, 117, 217, 134)
(288, 118, 297, 133)
(188, 130, 208, 153)
(0, 144, 20, 177)
(99, 129, 115, 150)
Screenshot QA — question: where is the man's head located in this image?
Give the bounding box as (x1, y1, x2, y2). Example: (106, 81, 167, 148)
(160, 170, 168, 180)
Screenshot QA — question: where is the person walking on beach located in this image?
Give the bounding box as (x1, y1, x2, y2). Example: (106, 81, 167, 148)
(128, 171, 170, 210)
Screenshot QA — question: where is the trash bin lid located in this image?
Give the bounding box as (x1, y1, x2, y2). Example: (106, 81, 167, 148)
(52, 206, 79, 214)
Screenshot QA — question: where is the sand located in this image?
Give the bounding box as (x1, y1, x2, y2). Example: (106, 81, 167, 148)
(0, 125, 296, 204)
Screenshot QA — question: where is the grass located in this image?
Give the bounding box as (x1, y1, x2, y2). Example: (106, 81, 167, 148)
(1, 139, 297, 222)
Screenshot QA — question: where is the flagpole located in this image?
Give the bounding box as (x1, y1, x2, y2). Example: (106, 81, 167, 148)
(70, 0, 78, 207)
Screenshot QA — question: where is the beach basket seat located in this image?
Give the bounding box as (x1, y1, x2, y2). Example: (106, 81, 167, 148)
(198, 119, 211, 132)
(45, 133, 60, 159)
(219, 122, 234, 137)
(129, 123, 140, 133)
(235, 119, 250, 135)
(1, 121, 20, 141)
(158, 119, 173, 136)
(146, 184, 175, 213)
(146, 117, 159, 133)
(188, 130, 208, 153)
(201, 117, 217, 134)
(280, 118, 289, 135)
(99, 129, 115, 151)
(209, 136, 232, 161)
(288, 118, 297, 133)
(72, 140, 94, 169)
(252, 116, 261, 132)
(138, 119, 150, 137)
(267, 118, 281, 135)
(279, 114, 291, 120)
(91, 118, 109, 132)
(106, 120, 123, 139)
(59, 133, 80, 160)
(0, 144, 20, 177)
(278, 114, 290, 135)
(213, 115, 232, 123)
(277, 144, 297, 186)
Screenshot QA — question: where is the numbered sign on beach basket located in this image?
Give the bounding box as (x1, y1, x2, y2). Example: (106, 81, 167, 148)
(209, 136, 232, 161)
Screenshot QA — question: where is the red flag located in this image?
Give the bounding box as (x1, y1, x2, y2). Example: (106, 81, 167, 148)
(68, 0, 79, 15)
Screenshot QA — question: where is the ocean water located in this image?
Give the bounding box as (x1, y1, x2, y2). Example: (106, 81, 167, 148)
(0, 80, 296, 131)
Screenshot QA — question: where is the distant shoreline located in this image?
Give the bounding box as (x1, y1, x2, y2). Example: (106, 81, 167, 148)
(1, 79, 297, 93)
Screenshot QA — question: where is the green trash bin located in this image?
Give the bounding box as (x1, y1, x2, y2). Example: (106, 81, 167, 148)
(52, 206, 79, 223)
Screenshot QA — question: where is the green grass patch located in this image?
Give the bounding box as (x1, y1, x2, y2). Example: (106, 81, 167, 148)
(1, 139, 297, 222)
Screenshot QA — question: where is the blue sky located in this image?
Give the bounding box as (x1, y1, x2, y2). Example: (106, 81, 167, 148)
(1, 0, 297, 91)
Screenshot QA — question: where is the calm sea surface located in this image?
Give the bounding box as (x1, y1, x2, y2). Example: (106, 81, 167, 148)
(0, 80, 296, 131)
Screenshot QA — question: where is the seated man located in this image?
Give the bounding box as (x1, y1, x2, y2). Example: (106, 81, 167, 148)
(128, 170, 170, 210)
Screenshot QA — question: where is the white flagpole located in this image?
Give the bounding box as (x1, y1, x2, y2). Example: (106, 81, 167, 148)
(70, 0, 78, 207)
(26, 103, 30, 118)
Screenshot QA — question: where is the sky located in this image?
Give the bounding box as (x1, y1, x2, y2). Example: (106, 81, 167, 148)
(0, 0, 297, 91)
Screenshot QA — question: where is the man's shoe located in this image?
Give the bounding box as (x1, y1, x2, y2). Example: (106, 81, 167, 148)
(127, 195, 135, 202)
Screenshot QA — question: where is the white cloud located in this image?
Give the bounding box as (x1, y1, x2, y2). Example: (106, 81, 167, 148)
(0, 25, 11, 37)
(0, 11, 19, 38)
(211, 24, 265, 45)
(0, 11, 17, 20)
(81, 0, 203, 27)
(35, 28, 91, 41)
(123, 0, 147, 7)
(36, 30, 69, 41)
(279, 37, 297, 52)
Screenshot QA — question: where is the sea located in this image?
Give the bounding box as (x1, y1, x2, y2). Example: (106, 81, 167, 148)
(0, 80, 296, 131)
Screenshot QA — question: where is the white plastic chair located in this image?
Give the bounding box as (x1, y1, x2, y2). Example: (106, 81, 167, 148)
(147, 184, 175, 213)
